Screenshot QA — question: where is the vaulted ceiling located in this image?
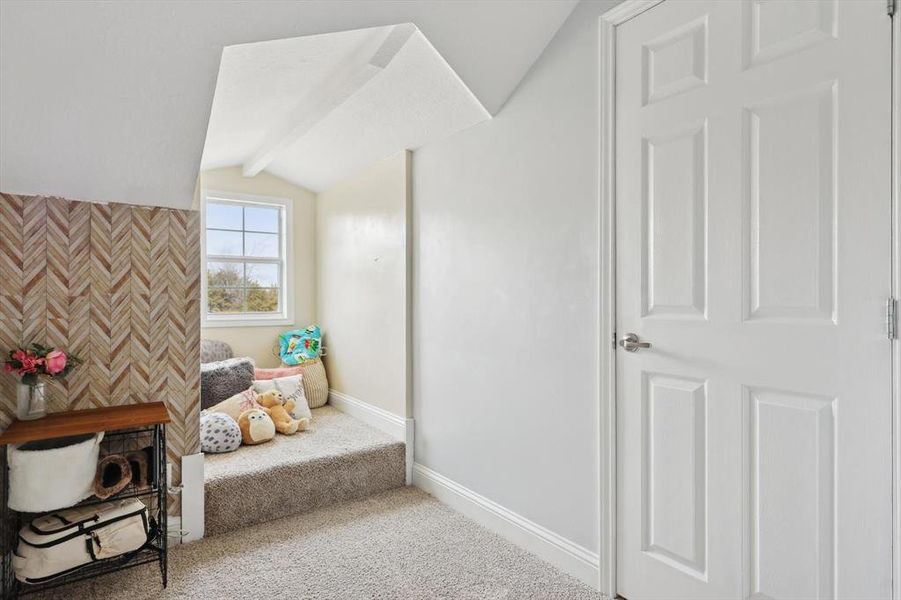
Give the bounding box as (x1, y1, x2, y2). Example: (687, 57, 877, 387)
(202, 24, 491, 192)
(0, 0, 578, 209)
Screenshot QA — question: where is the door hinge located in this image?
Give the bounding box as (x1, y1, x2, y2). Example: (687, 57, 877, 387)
(888, 297, 898, 340)
(890, 0, 896, 17)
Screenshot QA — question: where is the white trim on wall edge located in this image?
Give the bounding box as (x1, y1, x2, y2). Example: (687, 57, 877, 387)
(328, 389, 406, 441)
(597, 2, 667, 597)
(404, 417, 414, 485)
(892, 9, 900, 600)
(412, 463, 600, 591)
(179, 452, 205, 543)
(597, 1, 665, 596)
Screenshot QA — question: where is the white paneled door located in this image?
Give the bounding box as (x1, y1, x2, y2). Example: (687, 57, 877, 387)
(614, 1, 893, 599)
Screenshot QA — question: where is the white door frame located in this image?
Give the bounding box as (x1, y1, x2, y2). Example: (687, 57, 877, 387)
(891, 9, 900, 600)
(596, 2, 901, 598)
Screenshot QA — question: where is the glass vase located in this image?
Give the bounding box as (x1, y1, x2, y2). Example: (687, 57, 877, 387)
(16, 382, 47, 420)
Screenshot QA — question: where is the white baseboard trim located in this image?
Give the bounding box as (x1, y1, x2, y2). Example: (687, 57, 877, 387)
(412, 463, 600, 590)
(328, 389, 406, 441)
(179, 452, 205, 543)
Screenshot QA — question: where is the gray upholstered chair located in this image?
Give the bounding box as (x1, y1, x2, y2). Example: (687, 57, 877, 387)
(200, 339, 234, 364)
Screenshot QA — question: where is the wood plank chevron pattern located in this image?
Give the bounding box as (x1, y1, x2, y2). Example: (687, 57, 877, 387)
(45, 198, 70, 410)
(129, 207, 152, 404)
(0, 194, 24, 425)
(0, 194, 200, 516)
(89, 202, 112, 408)
(110, 203, 132, 404)
(68, 200, 92, 409)
(22, 199, 47, 345)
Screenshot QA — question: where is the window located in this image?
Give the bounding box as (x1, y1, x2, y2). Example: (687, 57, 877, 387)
(202, 191, 293, 326)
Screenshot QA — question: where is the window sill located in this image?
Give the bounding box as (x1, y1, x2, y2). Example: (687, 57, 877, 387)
(202, 316, 294, 329)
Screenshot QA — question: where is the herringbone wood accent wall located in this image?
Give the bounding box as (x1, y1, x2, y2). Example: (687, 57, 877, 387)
(0, 194, 201, 513)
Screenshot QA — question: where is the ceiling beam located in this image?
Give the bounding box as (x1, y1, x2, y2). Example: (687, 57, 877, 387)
(242, 23, 416, 178)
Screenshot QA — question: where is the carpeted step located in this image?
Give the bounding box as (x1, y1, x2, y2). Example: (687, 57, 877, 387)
(204, 405, 405, 537)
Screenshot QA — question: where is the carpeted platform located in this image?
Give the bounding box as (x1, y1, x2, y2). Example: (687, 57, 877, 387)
(204, 405, 405, 536)
(33, 487, 599, 600)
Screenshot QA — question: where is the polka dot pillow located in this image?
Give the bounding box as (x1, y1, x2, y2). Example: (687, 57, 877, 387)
(200, 411, 242, 453)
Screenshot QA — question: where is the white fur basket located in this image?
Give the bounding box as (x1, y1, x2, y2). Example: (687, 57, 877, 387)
(7, 432, 104, 512)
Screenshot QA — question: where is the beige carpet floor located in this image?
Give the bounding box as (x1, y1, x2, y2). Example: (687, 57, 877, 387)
(33, 487, 600, 599)
(205, 406, 405, 536)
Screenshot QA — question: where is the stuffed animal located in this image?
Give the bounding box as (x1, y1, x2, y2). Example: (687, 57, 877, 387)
(252, 376, 312, 425)
(200, 411, 242, 453)
(256, 390, 308, 435)
(237, 408, 276, 445)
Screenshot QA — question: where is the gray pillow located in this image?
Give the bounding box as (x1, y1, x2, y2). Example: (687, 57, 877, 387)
(200, 357, 254, 410)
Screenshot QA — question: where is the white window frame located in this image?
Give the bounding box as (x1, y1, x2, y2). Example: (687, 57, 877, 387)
(201, 189, 294, 328)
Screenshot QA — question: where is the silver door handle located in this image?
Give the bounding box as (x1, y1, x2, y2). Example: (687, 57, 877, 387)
(619, 333, 651, 352)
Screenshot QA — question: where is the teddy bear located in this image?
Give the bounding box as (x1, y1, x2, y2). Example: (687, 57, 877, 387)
(237, 408, 276, 445)
(256, 389, 308, 435)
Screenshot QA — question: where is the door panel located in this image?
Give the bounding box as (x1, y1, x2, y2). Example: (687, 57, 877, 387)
(641, 373, 707, 579)
(643, 16, 708, 105)
(615, 1, 892, 599)
(743, 0, 836, 68)
(748, 387, 835, 600)
(744, 83, 836, 322)
(642, 122, 707, 319)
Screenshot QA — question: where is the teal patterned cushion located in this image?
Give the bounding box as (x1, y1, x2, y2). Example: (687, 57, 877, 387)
(278, 326, 321, 366)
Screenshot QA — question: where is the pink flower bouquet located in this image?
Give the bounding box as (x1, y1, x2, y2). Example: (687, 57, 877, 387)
(3, 344, 81, 386)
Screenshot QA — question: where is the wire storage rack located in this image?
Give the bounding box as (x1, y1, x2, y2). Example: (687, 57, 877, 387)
(1, 421, 168, 599)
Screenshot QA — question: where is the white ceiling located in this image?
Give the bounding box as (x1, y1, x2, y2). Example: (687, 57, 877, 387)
(201, 27, 383, 174)
(203, 25, 491, 192)
(0, 0, 578, 209)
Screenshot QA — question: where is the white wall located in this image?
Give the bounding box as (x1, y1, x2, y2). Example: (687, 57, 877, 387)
(412, 0, 618, 554)
(317, 152, 410, 418)
(200, 167, 317, 367)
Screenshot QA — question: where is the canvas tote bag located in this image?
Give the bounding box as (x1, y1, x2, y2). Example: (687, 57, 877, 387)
(12, 498, 151, 583)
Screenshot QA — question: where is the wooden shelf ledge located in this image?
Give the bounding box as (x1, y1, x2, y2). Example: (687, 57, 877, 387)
(0, 402, 171, 445)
